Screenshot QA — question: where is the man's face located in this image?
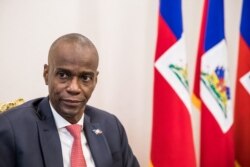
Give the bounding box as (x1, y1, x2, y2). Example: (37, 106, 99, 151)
(43, 42, 98, 123)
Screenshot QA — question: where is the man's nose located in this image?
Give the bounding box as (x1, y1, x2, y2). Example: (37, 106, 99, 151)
(67, 77, 81, 93)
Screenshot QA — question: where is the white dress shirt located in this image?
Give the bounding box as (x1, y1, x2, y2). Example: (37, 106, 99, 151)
(50, 102, 95, 167)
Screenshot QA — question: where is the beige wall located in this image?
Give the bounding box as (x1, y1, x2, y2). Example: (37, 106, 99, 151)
(0, 0, 242, 166)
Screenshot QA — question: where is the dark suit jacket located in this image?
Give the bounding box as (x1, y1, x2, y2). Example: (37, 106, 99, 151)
(0, 97, 139, 167)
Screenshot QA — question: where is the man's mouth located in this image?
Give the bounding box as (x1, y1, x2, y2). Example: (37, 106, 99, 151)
(61, 99, 84, 107)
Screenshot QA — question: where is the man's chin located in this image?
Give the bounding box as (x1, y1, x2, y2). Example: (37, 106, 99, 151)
(58, 110, 83, 123)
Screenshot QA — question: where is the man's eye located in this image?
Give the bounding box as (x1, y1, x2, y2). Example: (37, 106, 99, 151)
(80, 75, 92, 82)
(57, 72, 69, 79)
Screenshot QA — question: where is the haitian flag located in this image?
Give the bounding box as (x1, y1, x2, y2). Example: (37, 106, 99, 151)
(150, 0, 196, 166)
(234, 0, 250, 166)
(192, 0, 234, 166)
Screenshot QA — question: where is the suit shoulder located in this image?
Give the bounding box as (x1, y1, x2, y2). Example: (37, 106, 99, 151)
(85, 105, 122, 124)
(85, 105, 115, 117)
(0, 97, 44, 121)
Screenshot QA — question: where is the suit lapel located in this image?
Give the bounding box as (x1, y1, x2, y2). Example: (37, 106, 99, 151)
(84, 114, 113, 167)
(36, 98, 64, 167)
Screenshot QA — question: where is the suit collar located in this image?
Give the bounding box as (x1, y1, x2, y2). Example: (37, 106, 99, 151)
(35, 97, 64, 167)
(84, 107, 113, 167)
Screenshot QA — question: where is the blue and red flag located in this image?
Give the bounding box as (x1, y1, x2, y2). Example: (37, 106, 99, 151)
(150, 0, 196, 166)
(234, 0, 250, 166)
(192, 0, 234, 166)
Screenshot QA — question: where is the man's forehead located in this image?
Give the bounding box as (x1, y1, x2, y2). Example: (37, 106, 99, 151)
(51, 42, 96, 58)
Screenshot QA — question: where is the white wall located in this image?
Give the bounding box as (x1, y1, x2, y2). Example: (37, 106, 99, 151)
(0, 1, 242, 166)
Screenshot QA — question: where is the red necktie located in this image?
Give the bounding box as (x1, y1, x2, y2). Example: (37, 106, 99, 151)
(66, 124, 87, 167)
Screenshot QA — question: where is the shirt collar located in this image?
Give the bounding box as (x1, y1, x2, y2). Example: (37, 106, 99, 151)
(49, 101, 84, 129)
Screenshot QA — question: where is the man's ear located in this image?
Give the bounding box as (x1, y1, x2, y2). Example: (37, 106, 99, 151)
(43, 64, 49, 85)
(95, 71, 99, 84)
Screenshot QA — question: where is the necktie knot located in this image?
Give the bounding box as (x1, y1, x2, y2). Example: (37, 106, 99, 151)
(66, 124, 82, 139)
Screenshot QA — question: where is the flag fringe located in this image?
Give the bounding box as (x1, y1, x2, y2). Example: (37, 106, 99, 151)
(191, 93, 201, 110)
(235, 161, 241, 167)
(149, 160, 154, 167)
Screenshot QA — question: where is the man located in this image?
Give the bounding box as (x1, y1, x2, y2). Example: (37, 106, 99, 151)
(0, 33, 139, 167)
